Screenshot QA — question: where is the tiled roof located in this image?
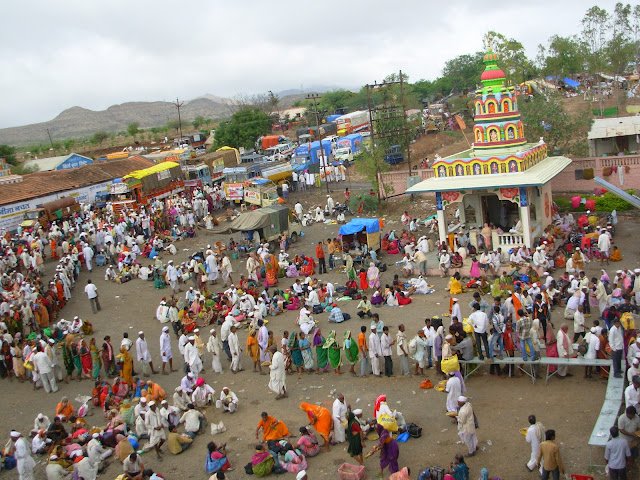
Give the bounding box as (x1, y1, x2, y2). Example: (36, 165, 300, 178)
(0, 156, 154, 205)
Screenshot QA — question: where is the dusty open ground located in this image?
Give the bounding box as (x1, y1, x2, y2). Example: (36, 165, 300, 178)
(2, 189, 639, 480)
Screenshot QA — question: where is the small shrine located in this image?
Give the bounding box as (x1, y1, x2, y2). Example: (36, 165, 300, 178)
(0, 157, 22, 185)
(406, 49, 571, 249)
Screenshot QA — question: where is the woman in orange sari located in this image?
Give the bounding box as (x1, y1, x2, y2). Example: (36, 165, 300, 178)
(256, 412, 290, 442)
(300, 402, 331, 451)
(118, 346, 133, 387)
(265, 253, 278, 287)
(300, 256, 316, 277)
(597, 330, 610, 378)
(246, 330, 262, 373)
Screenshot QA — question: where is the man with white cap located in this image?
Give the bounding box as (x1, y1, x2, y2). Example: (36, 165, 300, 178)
(45, 453, 68, 480)
(368, 323, 382, 377)
(166, 260, 181, 293)
(144, 401, 166, 460)
(87, 432, 112, 466)
(33, 344, 58, 393)
(627, 338, 640, 369)
(628, 356, 640, 384)
(445, 371, 462, 413)
(216, 387, 239, 413)
(160, 326, 176, 375)
(584, 327, 600, 379)
(184, 335, 203, 376)
(268, 344, 287, 399)
(31, 413, 51, 437)
(12, 430, 35, 480)
(451, 298, 461, 323)
(228, 324, 242, 373)
(206, 328, 223, 373)
(136, 331, 158, 376)
(173, 386, 190, 411)
(456, 396, 478, 456)
(597, 228, 611, 263)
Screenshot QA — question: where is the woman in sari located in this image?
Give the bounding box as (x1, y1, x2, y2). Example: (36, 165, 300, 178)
(346, 410, 365, 466)
(323, 330, 342, 375)
(279, 445, 307, 473)
(481, 223, 492, 250)
(300, 402, 331, 452)
(545, 321, 558, 375)
(344, 331, 359, 376)
(101, 338, 117, 377)
(572, 249, 584, 271)
(597, 329, 610, 378)
(118, 346, 133, 387)
(449, 273, 463, 295)
(314, 329, 328, 374)
(251, 444, 274, 477)
(89, 338, 102, 379)
(344, 254, 356, 282)
(246, 330, 263, 373)
(62, 338, 76, 381)
(207, 441, 231, 474)
(372, 423, 400, 476)
(367, 263, 380, 290)
(265, 254, 279, 287)
(299, 332, 314, 373)
(119, 399, 135, 431)
(296, 426, 320, 457)
(256, 412, 290, 442)
(289, 332, 304, 376)
(301, 257, 316, 277)
(78, 339, 92, 379)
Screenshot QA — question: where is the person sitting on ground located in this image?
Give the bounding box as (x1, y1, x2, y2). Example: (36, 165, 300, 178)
(167, 426, 193, 455)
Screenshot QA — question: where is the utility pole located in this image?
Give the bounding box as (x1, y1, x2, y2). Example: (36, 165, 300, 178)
(306, 93, 330, 193)
(173, 98, 184, 145)
(46, 127, 54, 150)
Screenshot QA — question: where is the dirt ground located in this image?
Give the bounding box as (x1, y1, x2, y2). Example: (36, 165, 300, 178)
(3, 189, 639, 480)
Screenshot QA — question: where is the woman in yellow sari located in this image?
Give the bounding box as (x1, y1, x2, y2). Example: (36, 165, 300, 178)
(610, 246, 622, 262)
(246, 330, 262, 373)
(300, 402, 332, 451)
(448, 272, 463, 295)
(572, 249, 584, 271)
(118, 346, 133, 387)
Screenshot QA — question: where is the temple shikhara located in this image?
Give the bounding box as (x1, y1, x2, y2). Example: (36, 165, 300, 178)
(406, 49, 572, 249)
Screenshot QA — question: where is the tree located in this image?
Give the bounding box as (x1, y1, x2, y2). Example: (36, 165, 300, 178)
(193, 116, 205, 130)
(519, 95, 592, 156)
(608, 2, 633, 74)
(355, 144, 393, 206)
(544, 35, 586, 79)
(581, 6, 610, 73)
(0, 145, 17, 165)
(166, 119, 180, 134)
(91, 131, 109, 145)
(213, 108, 271, 150)
(63, 139, 75, 151)
(485, 31, 535, 84)
(127, 122, 140, 139)
(441, 52, 485, 92)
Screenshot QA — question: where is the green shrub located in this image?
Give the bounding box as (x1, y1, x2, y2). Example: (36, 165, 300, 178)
(553, 197, 572, 211)
(594, 192, 635, 212)
(349, 191, 379, 213)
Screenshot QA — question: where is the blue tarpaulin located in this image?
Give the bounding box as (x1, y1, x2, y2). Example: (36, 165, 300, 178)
(339, 218, 380, 235)
(545, 75, 580, 87)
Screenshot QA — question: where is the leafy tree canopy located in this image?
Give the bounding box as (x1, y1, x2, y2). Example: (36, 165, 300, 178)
(213, 108, 272, 150)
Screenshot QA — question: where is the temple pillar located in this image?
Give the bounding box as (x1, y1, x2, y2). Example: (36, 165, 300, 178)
(436, 192, 447, 245)
(519, 187, 532, 248)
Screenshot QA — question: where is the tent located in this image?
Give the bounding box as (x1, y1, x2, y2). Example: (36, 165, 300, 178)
(544, 76, 581, 88)
(339, 218, 380, 235)
(209, 205, 290, 238)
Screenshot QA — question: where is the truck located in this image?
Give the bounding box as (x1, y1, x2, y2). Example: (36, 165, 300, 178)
(211, 205, 302, 245)
(335, 111, 370, 135)
(295, 123, 337, 143)
(335, 134, 363, 163)
(21, 197, 81, 230)
(222, 164, 262, 202)
(243, 179, 281, 207)
(292, 139, 332, 173)
(260, 161, 293, 184)
(121, 161, 185, 206)
(184, 163, 212, 189)
(172, 132, 208, 149)
(263, 143, 295, 162)
(384, 145, 404, 165)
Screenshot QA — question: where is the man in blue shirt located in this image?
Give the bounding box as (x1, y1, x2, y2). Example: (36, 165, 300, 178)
(328, 305, 345, 323)
(605, 426, 631, 480)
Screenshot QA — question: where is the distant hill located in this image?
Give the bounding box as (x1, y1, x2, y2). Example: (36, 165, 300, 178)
(0, 88, 345, 146)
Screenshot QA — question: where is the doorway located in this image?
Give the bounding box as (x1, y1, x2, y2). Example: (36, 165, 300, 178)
(481, 195, 519, 230)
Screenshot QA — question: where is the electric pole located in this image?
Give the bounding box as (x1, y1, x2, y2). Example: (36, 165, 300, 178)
(173, 98, 184, 144)
(46, 127, 54, 150)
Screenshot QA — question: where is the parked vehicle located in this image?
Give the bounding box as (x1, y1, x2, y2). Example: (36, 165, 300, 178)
(223, 164, 262, 202)
(21, 197, 81, 230)
(172, 132, 208, 149)
(184, 163, 212, 188)
(335, 111, 369, 135)
(260, 161, 293, 184)
(292, 139, 332, 173)
(264, 143, 295, 161)
(384, 145, 404, 165)
(120, 162, 185, 206)
(243, 179, 281, 207)
(295, 123, 337, 143)
(335, 134, 363, 163)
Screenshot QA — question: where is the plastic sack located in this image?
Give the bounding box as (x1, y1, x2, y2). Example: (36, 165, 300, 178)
(377, 414, 398, 433)
(77, 402, 89, 418)
(211, 421, 226, 435)
(571, 196, 581, 209)
(441, 355, 460, 373)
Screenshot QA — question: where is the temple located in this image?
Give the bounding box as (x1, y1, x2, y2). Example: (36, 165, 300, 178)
(406, 49, 572, 250)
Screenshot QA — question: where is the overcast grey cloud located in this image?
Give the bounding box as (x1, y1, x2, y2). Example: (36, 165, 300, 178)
(0, 0, 624, 128)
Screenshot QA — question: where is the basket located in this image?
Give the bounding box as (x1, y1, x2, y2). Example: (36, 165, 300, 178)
(338, 463, 366, 480)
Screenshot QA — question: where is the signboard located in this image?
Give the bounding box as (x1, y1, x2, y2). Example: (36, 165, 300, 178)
(244, 189, 261, 203)
(157, 169, 171, 181)
(0, 181, 111, 233)
(225, 183, 244, 200)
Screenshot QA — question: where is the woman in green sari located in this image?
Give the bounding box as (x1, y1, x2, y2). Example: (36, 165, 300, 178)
(70, 341, 82, 380)
(289, 332, 304, 376)
(62, 340, 75, 381)
(323, 330, 343, 375)
(344, 331, 359, 377)
(345, 254, 356, 281)
(313, 329, 328, 374)
(89, 338, 102, 379)
(346, 410, 365, 466)
(298, 332, 314, 373)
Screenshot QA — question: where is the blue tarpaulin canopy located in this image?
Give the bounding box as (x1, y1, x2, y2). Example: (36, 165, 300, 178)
(339, 218, 380, 235)
(545, 75, 581, 87)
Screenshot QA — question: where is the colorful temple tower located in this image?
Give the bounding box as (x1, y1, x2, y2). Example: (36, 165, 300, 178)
(406, 49, 571, 250)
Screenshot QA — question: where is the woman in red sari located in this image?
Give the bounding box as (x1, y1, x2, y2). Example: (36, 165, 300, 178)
(265, 254, 279, 287)
(78, 339, 93, 379)
(545, 321, 559, 374)
(300, 257, 315, 277)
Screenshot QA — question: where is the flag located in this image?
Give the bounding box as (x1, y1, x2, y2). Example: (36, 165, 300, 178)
(454, 115, 467, 130)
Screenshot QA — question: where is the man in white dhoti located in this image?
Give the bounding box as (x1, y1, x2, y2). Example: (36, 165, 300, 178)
(457, 396, 478, 456)
(12, 431, 35, 480)
(525, 414, 545, 472)
(221, 254, 233, 286)
(136, 331, 158, 376)
(144, 401, 167, 460)
(205, 250, 219, 283)
(258, 319, 270, 362)
(445, 371, 462, 413)
(297, 307, 315, 335)
(332, 393, 348, 444)
(184, 336, 203, 376)
(228, 325, 242, 373)
(206, 329, 223, 373)
(368, 324, 382, 377)
(216, 387, 239, 413)
(268, 345, 287, 399)
(159, 326, 176, 374)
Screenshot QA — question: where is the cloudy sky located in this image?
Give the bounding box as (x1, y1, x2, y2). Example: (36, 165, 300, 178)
(0, 0, 622, 128)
